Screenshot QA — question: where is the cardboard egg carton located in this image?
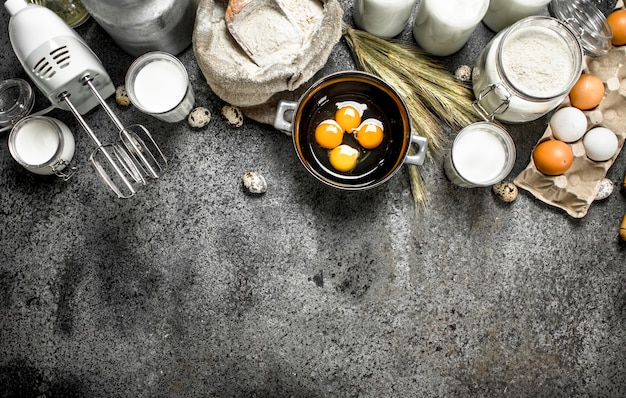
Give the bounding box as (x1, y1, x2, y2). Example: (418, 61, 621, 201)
(514, 45, 626, 218)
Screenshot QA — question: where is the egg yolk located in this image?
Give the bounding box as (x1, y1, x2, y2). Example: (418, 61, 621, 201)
(314, 120, 343, 149)
(329, 145, 359, 172)
(335, 106, 361, 133)
(354, 119, 384, 149)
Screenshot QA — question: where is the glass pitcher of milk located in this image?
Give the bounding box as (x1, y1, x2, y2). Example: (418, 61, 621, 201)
(353, 0, 418, 38)
(413, 0, 489, 56)
(483, 0, 553, 32)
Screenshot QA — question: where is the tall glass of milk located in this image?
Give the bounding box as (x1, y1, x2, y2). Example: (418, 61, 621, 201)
(412, 0, 489, 56)
(126, 51, 195, 123)
(8, 116, 76, 179)
(444, 122, 516, 188)
(483, 0, 552, 32)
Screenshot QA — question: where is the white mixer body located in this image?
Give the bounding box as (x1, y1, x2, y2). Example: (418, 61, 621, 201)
(6, 0, 115, 114)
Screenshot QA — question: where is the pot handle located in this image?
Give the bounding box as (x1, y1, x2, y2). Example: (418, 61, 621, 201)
(273, 100, 297, 135)
(405, 134, 428, 166)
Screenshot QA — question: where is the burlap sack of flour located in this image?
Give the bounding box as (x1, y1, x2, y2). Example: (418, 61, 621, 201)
(192, 0, 343, 124)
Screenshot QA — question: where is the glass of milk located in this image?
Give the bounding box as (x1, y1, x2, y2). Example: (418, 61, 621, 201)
(126, 51, 195, 123)
(444, 122, 516, 188)
(413, 0, 489, 56)
(8, 116, 76, 179)
(483, 0, 552, 32)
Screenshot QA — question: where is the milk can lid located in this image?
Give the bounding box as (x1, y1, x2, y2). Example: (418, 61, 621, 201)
(548, 0, 612, 58)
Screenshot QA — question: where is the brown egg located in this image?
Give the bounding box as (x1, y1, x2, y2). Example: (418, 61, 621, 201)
(569, 74, 604, 110)
(532, 140, 574, 176)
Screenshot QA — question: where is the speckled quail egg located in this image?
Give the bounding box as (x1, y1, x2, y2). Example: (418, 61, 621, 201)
(454, 65, 472, 82)
(115, 85, 130, 106)
(594, 178, 614, 201)
(492, 181, 518, 202)
(242, 171, 267, 195)
(188, 107, 211, 128)
(221, 105, 244, 127)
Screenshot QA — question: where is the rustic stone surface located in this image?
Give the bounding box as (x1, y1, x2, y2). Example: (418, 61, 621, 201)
(0, 1, 624, 397)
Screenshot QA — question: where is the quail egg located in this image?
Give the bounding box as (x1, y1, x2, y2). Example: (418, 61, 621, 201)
(454, 65, 472, 82)
(594, 178, 614, 201)
(221, 105, 244, 127)
(492, 181, 518, 202)
(115, 85, 130, 106)
(242, 171, 267, 195)
(188, 107, 211, 128)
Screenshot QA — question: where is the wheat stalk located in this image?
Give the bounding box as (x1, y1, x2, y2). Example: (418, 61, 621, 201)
(343, 24, 480, 209)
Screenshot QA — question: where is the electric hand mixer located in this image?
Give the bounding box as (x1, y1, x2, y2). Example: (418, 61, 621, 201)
(4, 0, 167, 198)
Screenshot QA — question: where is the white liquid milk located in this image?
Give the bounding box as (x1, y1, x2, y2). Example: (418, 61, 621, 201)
(133, 59, 188, 113)
(426, 0, 487, 28)
(452, 128, 507, 184)
(483, 0, 552, 32)
(354, 0, 417, 38)
(413, 0, 488, 56)
(14, 118, 60, 166)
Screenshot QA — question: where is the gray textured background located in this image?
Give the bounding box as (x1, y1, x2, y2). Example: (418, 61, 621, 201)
(1, 0, 625, 397)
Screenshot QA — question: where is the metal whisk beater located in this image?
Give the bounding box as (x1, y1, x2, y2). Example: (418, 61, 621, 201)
(59, 74, 167, 198)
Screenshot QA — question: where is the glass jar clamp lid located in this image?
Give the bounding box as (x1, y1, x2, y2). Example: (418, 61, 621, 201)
(0, 78, 34, 130)
(548, 0, 613, 58)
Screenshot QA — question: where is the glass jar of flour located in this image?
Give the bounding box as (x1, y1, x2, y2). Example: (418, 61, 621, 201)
(472, 0, 612, 123)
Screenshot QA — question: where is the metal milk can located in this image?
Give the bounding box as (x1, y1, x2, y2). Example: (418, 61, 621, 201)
(80, 0, 197, 57)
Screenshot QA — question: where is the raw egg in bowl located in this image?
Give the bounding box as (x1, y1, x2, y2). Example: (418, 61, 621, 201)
(274, 71, 428, 190)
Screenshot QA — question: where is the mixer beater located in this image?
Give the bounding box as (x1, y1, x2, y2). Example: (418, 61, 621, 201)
(5, 0, 167, 198)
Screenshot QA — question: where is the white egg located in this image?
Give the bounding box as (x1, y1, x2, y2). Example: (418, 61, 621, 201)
(582, 127, 618, 162)
(549, 107, 587, 142)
